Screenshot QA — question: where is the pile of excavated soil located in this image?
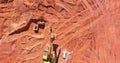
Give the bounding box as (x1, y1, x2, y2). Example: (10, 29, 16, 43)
(0, 0, 120, 63)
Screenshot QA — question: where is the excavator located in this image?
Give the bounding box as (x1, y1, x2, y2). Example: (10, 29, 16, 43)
(42, 26, 56, 63)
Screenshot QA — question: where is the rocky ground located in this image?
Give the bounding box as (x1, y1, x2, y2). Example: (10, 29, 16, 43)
(0, 0, 120, 63)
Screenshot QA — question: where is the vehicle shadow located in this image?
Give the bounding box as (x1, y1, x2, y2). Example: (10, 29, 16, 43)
(53, 44, 61, 63)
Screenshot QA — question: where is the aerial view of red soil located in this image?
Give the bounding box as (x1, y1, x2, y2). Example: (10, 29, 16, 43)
(0, 0, 120, 63)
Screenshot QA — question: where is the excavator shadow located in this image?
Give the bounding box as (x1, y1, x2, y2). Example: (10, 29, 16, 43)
(53, 44, 58, 56)
(53, 44, 61, 63)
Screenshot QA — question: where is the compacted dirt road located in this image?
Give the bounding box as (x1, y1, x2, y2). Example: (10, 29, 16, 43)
(0, 0, 120, 63)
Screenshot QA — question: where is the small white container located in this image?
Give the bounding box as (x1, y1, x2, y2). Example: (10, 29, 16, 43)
(63, 50, 67, 59)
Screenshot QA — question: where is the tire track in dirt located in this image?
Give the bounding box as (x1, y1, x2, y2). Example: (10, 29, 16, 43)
(59, 13, 103, 47)
(0, 0, 120, 63)
(57, 11, 104, 63)
(56, 8, 102, 45)
(55, 0, 74, 14)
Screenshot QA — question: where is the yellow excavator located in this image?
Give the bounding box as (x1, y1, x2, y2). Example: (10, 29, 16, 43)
(42, 26, 56, 63)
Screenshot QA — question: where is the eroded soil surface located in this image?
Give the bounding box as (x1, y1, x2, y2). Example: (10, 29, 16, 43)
(0, 0, 120, 63)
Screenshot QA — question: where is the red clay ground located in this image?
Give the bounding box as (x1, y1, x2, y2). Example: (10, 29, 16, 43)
(0, 0, 120, 63)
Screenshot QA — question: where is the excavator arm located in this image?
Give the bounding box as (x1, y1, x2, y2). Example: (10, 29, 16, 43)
(42, 26, 56, 63)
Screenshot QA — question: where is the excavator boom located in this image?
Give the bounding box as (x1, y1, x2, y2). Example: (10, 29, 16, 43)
(42, 26, 56, 63)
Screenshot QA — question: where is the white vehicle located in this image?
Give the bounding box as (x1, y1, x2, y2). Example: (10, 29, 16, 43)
(33, 26, 38, 32)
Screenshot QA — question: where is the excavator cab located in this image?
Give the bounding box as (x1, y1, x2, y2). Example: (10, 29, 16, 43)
(42, 51, 51, 63)
(42, 51, 56, 63)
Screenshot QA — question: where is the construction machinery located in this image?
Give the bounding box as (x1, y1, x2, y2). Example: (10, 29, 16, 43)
(33, 21, 45, 32)
(42, 26, 56, 63)
(38, 21, 45, 29)
(33, 25, 39, 33)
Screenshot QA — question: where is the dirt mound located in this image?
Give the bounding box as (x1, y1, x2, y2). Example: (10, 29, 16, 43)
(0, 0, 120, 63)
